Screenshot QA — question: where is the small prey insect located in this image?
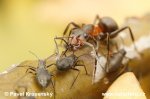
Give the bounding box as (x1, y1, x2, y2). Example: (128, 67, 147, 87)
(47, 38, 88, 89)
(16, 51, 55, 99)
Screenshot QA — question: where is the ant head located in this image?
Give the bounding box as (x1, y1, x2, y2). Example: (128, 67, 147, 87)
(82, 24, 94, 34)
(37, 70, 51, 88)
(119, 49, 126, 56)
(38, 60, 46, 67)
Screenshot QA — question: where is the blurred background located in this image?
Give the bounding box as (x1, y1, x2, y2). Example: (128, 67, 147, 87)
(0, 0, 150, 72)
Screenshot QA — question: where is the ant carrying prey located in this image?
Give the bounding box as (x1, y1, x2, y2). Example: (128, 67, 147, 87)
(61, 15, 137, 51)
(58, 15, 137, 72)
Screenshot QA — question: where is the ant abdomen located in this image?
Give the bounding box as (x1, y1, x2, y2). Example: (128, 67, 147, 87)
(98, 17, 118, 33)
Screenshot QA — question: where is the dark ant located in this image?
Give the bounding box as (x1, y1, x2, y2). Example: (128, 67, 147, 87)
(17, 51, 55, 99)
(46, 38, 88, 89)
(105, 49, 130, 84)
(14, 85, 35, 99)
(94, 49, 129, 84)
(105, 49, 128, 73)
(60, 15, 137, 72)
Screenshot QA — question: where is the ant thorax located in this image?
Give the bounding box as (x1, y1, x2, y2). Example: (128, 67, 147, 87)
(92, 25, 103, 37)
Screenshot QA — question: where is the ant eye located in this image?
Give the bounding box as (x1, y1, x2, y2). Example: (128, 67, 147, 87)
(83, 33, 88, 38)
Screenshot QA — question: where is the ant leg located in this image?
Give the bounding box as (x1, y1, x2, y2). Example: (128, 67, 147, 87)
(54, 37, 71, 57)
(93, 15, 101, 25)
(106, 33, 110, 72)
(110, 26, 138, 51)
(93, 58, 97, 81)
(61, 22, 80, 44)
(63, 22, 80, 36)
(96, 40, 100, 51)
(54, 37, 70, 47)
(75, 60, 88, 75)
(83, 41, 105, 73)
(93, 56, 106, 83)
(70, 68, 80, 89)
(83, 41, 98, 59)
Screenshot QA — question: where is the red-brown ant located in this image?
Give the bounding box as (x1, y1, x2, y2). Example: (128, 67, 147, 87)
(62, 15, 136, 50)
(59, 15, 137, 71)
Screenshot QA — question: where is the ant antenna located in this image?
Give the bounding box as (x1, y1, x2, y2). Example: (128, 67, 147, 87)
(28, 51, 40, 60)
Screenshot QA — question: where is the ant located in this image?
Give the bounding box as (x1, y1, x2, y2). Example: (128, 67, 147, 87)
(46, 38, 88, 89)
(105, 49, 128, 73)
(14, 85, 35, 99)
(105, 49, 130, 84)
(59, 15, 137, 72)
(16, 51, 55, 99)
(93, 48, 130, 84)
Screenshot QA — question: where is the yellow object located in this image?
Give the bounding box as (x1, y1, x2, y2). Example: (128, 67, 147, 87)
(104, 72, 147, 99)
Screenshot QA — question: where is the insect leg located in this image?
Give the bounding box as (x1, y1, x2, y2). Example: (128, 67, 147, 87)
(54, 37, 71, 57)
(96, 40, 100, 51)
(84, 41, 105, 74)
(61, 49, 68, 57)
(75, 60, 88, 75)
(106, 33, 110, 72)
(25, 68, 36, 73)
(93, 15, 101, 25)
(110, 26, 138, 51)
(70, 68, 80, 89)
(63, 22, 80, 36)
(17, 65, 36, 69)
(46, 63, 56, 68)
(93, 58, 97, 81)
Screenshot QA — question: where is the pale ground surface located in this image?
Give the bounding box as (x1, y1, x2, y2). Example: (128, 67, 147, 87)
(104, 72, 147, 99)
